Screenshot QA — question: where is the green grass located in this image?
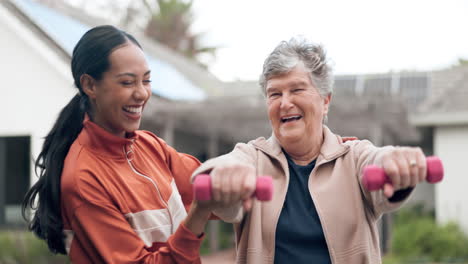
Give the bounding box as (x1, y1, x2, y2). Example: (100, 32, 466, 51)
(0, 222, 234, 263)
(200, 221, 235, 255)
(0, 230, 68, 264)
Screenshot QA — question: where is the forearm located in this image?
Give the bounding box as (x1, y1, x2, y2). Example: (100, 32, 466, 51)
(184, 202, 211, 236)
(355, 142, 413, 215)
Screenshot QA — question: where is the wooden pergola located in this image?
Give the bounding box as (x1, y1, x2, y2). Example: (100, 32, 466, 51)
(142, 93, 419, 156)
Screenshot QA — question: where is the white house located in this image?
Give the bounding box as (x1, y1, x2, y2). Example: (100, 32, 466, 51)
(411, 65, 468, 234)
(0, 0, 75, 225)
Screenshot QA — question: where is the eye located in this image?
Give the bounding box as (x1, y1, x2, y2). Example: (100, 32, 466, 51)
(293, 88, 304, 93)
(268, 92, 280, 98)
(143, 79, 152, 84)
(121, 80, 134, 86)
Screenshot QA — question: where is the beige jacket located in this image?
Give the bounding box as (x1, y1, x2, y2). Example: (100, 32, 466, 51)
(192, 126, 412, 264)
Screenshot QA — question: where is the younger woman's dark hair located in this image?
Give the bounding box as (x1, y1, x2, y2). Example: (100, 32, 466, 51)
(22, 25, 141, 254)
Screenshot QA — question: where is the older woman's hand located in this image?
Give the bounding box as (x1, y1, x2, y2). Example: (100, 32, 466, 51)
(380, 147, 427, 198)
(207, 164, 257, 212)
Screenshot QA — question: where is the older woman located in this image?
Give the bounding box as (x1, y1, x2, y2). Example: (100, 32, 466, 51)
(192, 37, 426, 264)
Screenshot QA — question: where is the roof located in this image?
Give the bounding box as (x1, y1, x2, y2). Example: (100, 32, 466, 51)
(221, 72, 431, 111)
(144, 91, 419, 145)
(410, 65, 468, 126)
(328, 95, 419, 144)
(9, 0, 209, 101)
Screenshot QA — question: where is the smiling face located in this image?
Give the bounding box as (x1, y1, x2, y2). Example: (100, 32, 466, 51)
(266, 64, 331, 150)
(82, 42, 151, 137)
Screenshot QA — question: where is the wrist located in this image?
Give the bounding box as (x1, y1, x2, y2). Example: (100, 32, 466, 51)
(191, 201, 212, 219)
(184, 202, 212, 236)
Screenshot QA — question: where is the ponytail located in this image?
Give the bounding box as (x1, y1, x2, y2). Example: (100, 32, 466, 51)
(22, 94, 87, 254)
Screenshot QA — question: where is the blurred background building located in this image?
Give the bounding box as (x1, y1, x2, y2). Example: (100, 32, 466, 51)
(0, 0, 467, 261)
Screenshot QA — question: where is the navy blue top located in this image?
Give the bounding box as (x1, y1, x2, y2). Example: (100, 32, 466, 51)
(274, 152, 331, 264)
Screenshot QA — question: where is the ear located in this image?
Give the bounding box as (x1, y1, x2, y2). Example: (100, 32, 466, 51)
(323, 94, 332, 115)
(80, 74, 97, 99)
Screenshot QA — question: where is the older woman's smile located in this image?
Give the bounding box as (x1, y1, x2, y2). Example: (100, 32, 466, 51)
(281, 115, 302, 123)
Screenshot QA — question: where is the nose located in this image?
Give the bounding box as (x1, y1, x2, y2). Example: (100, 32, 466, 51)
(280, 93, 293, 110)
(134, 82, 150, 102)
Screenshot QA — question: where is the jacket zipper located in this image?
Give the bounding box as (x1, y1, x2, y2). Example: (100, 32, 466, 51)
(252, 133, 350, 263)
(270, 166, 289, 262)
(123, 146, 174, 234)
(306, 153, 350, 264)
(267, 153, 345, 264)
(308, 161, 335, 264)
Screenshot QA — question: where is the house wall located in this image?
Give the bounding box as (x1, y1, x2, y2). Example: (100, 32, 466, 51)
(0, 4, 74, 187)
(434, 125, 468, 234)
(405, 182, 435, 210)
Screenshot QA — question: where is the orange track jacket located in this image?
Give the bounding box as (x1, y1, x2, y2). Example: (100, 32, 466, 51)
(61, 118, 203, 263)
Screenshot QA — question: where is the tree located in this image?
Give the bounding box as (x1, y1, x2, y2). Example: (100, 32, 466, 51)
(139, 0, 217, 66)
(457, 58, 468, 66)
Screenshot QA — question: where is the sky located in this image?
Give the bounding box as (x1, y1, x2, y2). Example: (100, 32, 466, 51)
(66, 0, 468, 82)
(189, 0, 468, 82)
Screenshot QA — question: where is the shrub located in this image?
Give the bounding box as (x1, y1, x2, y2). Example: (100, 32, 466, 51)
(389, 205, 468, 263)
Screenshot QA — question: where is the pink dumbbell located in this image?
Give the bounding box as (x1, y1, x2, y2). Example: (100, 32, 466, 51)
(363, 156, 444, 191)
(193, 174, 273, 201)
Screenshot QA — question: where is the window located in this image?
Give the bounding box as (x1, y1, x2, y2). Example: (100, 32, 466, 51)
(0, 136, 31, 226)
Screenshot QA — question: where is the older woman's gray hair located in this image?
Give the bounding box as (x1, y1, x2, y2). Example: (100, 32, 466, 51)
(259, 37, 334, 98)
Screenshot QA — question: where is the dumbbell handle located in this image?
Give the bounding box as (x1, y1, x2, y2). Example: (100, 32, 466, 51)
(362, 156, 444, 191)
(193, 174, 273, 201)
